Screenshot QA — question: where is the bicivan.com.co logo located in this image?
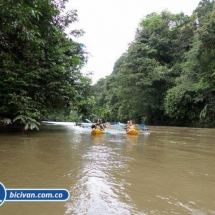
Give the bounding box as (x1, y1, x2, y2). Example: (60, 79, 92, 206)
(0, 182, 6, 206)
(0, 182, 70, 206)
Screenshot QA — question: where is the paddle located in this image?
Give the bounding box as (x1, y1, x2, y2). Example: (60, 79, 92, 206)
(115, 125, 123, 130)
(106, 132, 111, 135)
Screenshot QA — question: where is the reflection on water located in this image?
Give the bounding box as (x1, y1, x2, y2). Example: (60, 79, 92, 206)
(66, 144, 141, 215)
(0, 124, 215, 215)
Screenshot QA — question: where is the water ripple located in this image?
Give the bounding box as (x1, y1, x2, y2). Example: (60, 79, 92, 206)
(65, 145, 143, 215)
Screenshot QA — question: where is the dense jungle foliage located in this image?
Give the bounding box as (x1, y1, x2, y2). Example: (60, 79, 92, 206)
(0, 0, 94, 129)
(1, 0, 215, 129)
(93, 0, 215, 127)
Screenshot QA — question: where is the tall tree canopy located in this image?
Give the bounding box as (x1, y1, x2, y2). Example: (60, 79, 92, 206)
(0, 0, 92, 129)
(93, 0, 215, 127)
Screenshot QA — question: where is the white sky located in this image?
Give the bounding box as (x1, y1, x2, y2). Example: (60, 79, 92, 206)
(67, 0, 200, 84)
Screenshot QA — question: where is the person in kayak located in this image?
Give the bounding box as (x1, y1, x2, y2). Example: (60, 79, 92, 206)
(91, 119, 105, 130)
(125, 120, 130, 131)
(125, 120, 133, 131)
(99, 119, 105, 130)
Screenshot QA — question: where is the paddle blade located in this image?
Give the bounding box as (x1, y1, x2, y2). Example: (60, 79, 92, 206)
(139, 123, 146, 127)
(115, 125, 123, 130)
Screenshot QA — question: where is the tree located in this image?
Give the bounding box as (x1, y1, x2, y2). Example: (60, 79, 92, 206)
(93, 2, 215, 127)
(0, 0, 90, 130)
(164, 0, 215, 127)
(115, 11, 191, 124)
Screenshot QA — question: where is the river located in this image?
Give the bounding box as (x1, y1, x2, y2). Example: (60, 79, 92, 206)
(0, 123, 215, 215)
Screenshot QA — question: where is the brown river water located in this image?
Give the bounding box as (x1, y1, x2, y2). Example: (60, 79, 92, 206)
(0, 122, 215, 215)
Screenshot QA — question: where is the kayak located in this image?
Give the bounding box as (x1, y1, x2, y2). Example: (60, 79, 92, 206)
(126, 128, 139, 135)
(91, 129, 106, 135)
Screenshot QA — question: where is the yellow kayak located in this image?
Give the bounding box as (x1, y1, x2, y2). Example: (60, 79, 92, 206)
(91, 129, 106, 135)
(126, 128, 139, 135)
